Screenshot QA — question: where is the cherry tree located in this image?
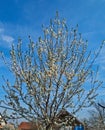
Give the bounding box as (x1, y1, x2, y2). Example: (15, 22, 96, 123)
(0, 12, 104, 130)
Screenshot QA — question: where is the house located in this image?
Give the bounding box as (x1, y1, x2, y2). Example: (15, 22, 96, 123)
(18, 122, 40, 130)
(0, 113, 7, 129)
(53, 109, 84, 130)
(0, 113, 15, 130)
(18, 110, 84, 130)
(57, 109, 83, 127)
(0, 123, 15, 130)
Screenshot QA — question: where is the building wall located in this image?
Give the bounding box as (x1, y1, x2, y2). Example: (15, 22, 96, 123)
(60, 126, 73, 130)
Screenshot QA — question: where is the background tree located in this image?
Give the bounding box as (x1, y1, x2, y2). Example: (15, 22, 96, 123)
(98, 101, 105, 109)
(0, 12, 104, 130)
(84, 102, 105, 130)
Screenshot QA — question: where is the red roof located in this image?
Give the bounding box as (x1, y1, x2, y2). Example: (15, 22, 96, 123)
(18, 122, 38, 130)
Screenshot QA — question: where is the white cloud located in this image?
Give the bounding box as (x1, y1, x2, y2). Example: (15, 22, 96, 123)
(0, 26, 14, 48)
(1, 35, 14, 43)
(0, 28, 4, 33)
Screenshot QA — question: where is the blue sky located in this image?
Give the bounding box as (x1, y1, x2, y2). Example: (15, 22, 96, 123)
(0, 0, 105, 118)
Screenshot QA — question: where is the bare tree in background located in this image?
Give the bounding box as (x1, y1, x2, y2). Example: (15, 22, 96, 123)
(0, 12, 104, 130)
(98, 102, 105, 109)
(84, 102, 105, 130)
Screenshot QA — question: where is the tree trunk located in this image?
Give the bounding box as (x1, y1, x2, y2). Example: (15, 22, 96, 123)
(46, 125, 52, 130)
